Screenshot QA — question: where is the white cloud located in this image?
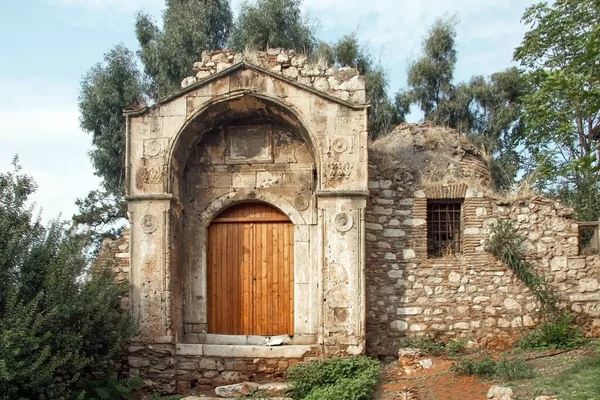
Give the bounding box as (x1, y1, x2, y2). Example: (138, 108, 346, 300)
(0, 80, 101, 222)
(298, 0, 536, 91)
(51, 0, 164, 14)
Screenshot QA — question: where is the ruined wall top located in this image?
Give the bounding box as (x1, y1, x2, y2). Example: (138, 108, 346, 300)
(369, 122, 492, 190)
(180, 48, 367, 105)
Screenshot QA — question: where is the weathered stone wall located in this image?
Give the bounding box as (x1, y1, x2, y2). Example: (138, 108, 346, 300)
(127, 343, 317, 394)
(96, 230, 130, 310)
(181, 48, 366, 104)
(366, 124, 600, 358)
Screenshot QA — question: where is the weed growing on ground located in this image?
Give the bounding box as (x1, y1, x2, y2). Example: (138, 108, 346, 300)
(518, 313, 587, 350)
(397, 337, 468, 356)
(451, 356, 535, 381)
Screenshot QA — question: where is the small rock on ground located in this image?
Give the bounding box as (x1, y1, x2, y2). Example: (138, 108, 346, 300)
(534, 397, 558, 400)
(215, 382, 260, 397)
(487, 385, 513, 400)
(258, 382, 290, 396)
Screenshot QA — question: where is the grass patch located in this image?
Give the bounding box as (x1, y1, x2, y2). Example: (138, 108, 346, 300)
(452, 356, 535, 381)
(531, 355, 600, 400)
(286, 356, 380, 400)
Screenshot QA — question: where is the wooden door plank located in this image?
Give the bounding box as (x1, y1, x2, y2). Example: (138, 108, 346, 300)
(272, 222, 280, 336)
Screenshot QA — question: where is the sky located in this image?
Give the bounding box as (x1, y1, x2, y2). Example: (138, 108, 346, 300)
(0, 0, 538, 221)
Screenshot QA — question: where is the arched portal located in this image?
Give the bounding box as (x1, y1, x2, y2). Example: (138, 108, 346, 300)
(207, 202, 294, 336)
(124, 63, 369, 358)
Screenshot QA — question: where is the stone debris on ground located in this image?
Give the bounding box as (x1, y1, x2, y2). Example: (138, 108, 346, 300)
(182, 397, 290, 400)
(194, 381, 290, 399)
(487, 385, 513, 400)
(534, 397, 558, 400)
(214, 382, 260, 397)
(397, 348, 433, 374)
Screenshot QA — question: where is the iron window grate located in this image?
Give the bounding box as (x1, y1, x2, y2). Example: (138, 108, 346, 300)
(427, 200, 463, 258)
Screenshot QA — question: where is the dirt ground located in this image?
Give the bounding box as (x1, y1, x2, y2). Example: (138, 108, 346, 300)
(375, 357, 491, 400)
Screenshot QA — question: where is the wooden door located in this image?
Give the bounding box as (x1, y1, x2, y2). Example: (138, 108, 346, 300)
(207, 203, 294, 335)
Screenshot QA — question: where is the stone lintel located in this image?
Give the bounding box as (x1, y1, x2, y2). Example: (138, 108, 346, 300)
(175, 344, 314, 358)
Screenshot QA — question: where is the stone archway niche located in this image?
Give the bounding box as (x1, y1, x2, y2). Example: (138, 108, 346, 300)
(124, 63, 369, 360)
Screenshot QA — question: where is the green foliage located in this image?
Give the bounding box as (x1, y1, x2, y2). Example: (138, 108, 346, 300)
(406, 17, 457, 118)
(451, 356, 497, 378)
(82, 373, 143, 400)
(532, 355, 600, 400)
(494, 357, 536, 381)
(76, 45, 143, 240)
(446, 338, 468, 356)
(488, 221, 587, 350)
(0, 159, 135, 400)
(79, 45, 144, 197)
(286, 356, 380, 400)
(396, 336, 467, 356)
(514, 0, 600, 220)
(487, 220, 558, 317)
(229, 0, 316, 53)
(324, 33, 403, 139)
(73, 189, 127, 247)
(136, 0, 233, 97)
(518, 313, 587, 350)
(399, 17, 526, 190)
(452, 356, 535, 381)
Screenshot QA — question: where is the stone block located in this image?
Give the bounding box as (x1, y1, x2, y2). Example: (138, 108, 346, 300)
(397, 307, 423, 316)
(578, 278, 598, 293)
(384, 229, 405, 238)
(390, 320, 408, 331)
(403, 249, 416, 259)
(503, 298, 522, 312)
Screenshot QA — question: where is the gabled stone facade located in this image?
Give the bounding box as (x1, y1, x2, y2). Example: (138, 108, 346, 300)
(120, 49, 369, 391)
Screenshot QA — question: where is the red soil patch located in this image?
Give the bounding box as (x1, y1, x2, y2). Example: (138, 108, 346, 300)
(376, 357, 491, 400)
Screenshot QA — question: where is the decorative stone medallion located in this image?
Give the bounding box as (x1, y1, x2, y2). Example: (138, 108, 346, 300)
(144, 138, 165, 158)
(334, 212, 354, 232)
(294, 195, 310, 211)
(140, 214, 158, 234)
(332, 137, 348, 153)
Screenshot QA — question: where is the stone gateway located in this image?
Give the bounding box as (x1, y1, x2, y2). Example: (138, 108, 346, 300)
(96, 49, 600, 392)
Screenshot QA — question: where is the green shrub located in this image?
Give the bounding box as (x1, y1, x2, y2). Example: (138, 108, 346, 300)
(452, 356, 535, 381)
(82, 373, 143, 400)
(446, 339, 468, 356)
(0, 160, 136, 400)
(518, 313, 587, 350)
(494, 358, 536, 381)
(451, 356, 497, 378)
(286, 356, 380, 400)
(397, 337, 468, 356)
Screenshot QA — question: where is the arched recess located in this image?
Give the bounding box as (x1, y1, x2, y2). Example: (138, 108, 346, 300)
(166, 92, 319, 343)
(167, 92, 322, 201)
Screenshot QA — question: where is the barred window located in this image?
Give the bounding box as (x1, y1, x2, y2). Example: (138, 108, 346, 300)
(427, 200, 463, 258)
